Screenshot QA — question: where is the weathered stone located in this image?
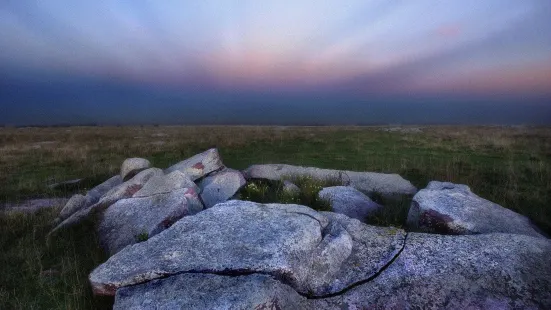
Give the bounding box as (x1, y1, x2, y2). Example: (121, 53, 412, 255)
(1, 198, 69, 214)
(243, 164, 416, 198)
(282, 180, 300, 195)
(47, 178, 85, 190)
(318, 212, 406, 294)
(114, 273, 308, 310)
(314, 233, 551, 309)
(120, 158, 151, 181)
(58, 194, 87, 220)
(89, 201, 407, 297)
(164, 148, 224, 181)
(97, 188, 203, 256)
(133, 170, 198, 198)
(407, 181, 545, 238)
(48, 169, 160, 236)
(84, 175, 123, 206)
(319, 186, 383, 222)
(198, 168, 246, 208)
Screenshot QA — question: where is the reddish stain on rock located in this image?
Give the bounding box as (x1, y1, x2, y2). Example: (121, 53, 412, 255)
(420, 209, 459, 234)
(124, 184, 143, 197)
(192, 162, 204, 170)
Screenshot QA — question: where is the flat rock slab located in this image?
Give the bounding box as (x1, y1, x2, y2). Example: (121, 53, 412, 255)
(114, 233, 551, 309)
(198, 168, 246, 208)
(407, 181, 545, 238)
(243, 164, 417, 198)
(89, 201, 330, 296)
(97, 188, 203, 256)
(315, 232, 551, 309)
(114, 273, 308, 310)
(120, 158, 151, 181)
(1, 198, 69, 214)
(133, 170, 198, 198)
(90, 201, 405, 297)
(47, 178, 85, 190)
(319, 186, 383, 222)
(164, 148, 224, 181)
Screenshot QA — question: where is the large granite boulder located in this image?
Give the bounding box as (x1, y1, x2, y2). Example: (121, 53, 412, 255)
(89, 201, 405, 297)
(315, 232, 551, 309)
(243, 164, 416, 198)
(48, 169, 161, 236)
(319, 186, 383, 222)
(113, 232, 551, 309)
(133, 170, 198, 198)
(164, 148, 224, 181)
(97, 188, 203, 256)
(407, 181, 545, 238)
(120, 158, 151, 181)
(198, 168, 246, 208)
(114, 273, 308, 310)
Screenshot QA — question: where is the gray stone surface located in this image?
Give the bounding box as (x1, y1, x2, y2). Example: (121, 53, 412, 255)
(282, 180, 300, 195)
(164, 148, 224, 181)
(1, 198, 69, 214)
(89, 201, 406, 297)
(198, 168, 246, 208)
(315, 233, 551, 309)
(114, 273, 308, 310)
(47, 178, 84, 190)
(97, 188, 203, 256)
(48, 169, 160, 236)
(120, 158, 151, 181)
(407, 181, 545, 238)
(319, 186, 383, 222)
(133, 170, 198, 198)
(89, 201, 330, 296)
(58, 194, 87, 220)
(243, 164, 416, 198)
(84, 175, 123, 206)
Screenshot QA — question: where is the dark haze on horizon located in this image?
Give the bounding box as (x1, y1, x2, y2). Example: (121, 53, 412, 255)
(1, 1, 550, 126)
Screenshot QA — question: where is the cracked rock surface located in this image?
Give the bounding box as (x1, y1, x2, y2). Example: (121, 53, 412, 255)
(111, 232, 551, 309)
(89, 200, 405, 297)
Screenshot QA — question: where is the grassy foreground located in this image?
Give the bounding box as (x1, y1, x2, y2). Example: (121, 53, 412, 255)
(1, 125, 550, 309)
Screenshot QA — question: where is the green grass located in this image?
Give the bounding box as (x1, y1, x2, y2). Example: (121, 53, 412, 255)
(1, 125, 550, 309)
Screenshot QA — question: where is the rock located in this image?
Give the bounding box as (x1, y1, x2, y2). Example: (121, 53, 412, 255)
(315, 233, 551, 309)
(164, 148, 224, 181)
(84, 175, 123, 206)
(198, 168, 246, 208)
(114, 273, 308, 310)
(318, 186, 383, 222)
(407, 181, 545, 238)
(282, 180, 300, 195)
(243, 164, 416, 198)
(48, 170, 160, 236)
(47, 178, 85, 191)
(133, 170, 198, 198)
(120, 158, 151, 181)
(89, 201, 406, 297)
(1, 198, 69, 214)
(58, 194, 87, 220)
(97, 188, 203, 256)
(319, 212, 406, 294)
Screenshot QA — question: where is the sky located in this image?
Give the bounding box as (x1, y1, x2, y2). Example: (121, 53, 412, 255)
(1, 0, 551, 125)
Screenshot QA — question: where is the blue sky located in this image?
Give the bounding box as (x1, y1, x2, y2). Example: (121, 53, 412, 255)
(1, 1, 551, 125)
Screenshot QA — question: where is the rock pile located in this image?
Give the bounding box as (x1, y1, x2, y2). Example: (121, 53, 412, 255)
(49, 148, 550, 309)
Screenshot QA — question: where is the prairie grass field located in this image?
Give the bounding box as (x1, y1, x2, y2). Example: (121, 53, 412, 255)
(1, 125, 550, 309)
